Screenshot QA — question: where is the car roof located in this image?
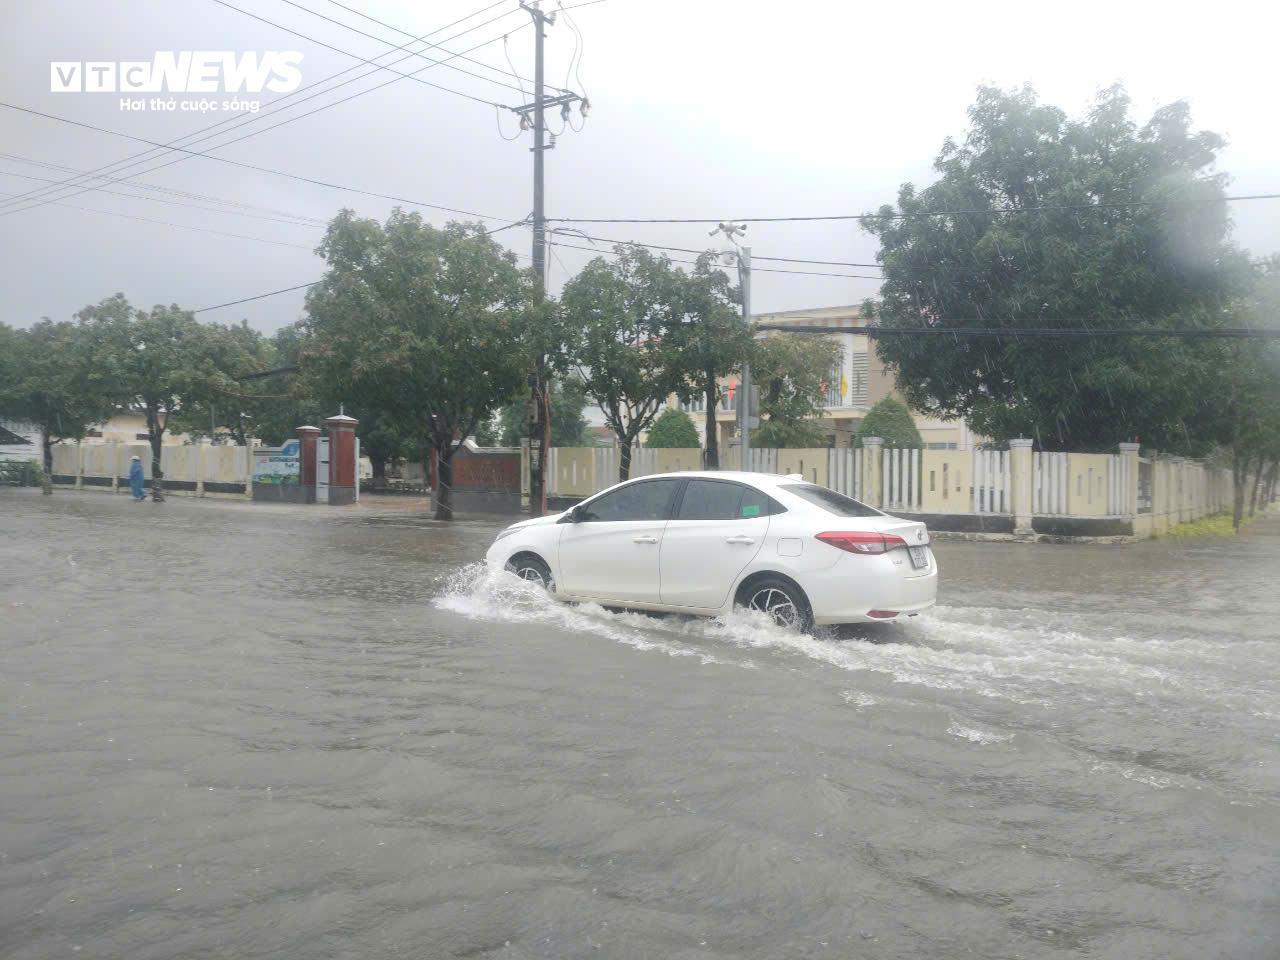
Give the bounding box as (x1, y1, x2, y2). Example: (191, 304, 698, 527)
(622, 470, 801, 489)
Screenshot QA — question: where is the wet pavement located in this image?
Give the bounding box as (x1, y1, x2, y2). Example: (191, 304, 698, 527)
(2, 488, 1278, 959)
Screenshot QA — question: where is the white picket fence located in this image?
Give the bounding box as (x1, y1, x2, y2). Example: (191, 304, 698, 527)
(1107, 453, 1130, 516)
(826, 447, 863, 500)
(1032, 451, 1069, 515)
(548, 444, 1138, 521)
(972, 449, 1011, 514)
(882, 446, 922, 511)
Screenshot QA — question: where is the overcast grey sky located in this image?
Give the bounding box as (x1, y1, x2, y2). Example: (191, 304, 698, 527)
(2, 0, 1278, 332)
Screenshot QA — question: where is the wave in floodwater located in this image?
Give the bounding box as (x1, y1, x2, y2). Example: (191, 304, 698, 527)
(434, 564, 1272, 714)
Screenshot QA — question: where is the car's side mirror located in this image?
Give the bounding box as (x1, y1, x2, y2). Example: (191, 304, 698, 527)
(560, 504, 585, 523)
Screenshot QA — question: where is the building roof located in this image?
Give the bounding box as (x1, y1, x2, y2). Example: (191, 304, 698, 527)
(753, 304, 868, 331)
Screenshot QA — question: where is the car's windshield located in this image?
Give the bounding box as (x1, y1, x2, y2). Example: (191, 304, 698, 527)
(779, 484, 884, 518)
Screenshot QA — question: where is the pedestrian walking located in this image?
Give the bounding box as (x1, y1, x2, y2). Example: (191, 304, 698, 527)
(128, 455, 146, 501)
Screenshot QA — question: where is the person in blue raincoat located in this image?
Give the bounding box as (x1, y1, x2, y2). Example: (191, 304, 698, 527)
(128, 455, 146, 501)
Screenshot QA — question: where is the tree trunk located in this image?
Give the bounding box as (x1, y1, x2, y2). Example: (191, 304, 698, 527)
(618, 436, 633, 482)
(1265, 459, 1279, 509)
(40, 427, 53, 495)
(1231, 450, 1248, 531)
(370, 452, 388, 489)
(703, 374, 719, 470)
(147, 408, 166, 502)
(433, 448, 453, 521)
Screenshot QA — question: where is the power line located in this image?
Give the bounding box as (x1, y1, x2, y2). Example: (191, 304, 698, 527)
(0, 151, 326, 224)
(206, 0, 512, 108)
(545, 237, 881, 278)
(549, 228, 883, 268)
(0, 0, 522, 214)
(194, 282, 321, 314)
(0, 167, 325, 228)
(0, 190, 317, 250)
(43, 24, 528, 216)
(272, 0, 536, 95)
(755, 324, 1280, 339)
(309, 0, 548, 91)
(191, 216, 529, 313)
(0, 102, 515, 222)
(547, 194, 1280, 225)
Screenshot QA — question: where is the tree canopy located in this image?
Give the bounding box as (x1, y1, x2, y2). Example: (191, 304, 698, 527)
(483, 376, 592, 448)
(862, 84, 1254, 452)
(78, 294, 242, 487)
(0, 318, 117, 478)
(749, 334, 841, 449)
(670, 253, 749, 467)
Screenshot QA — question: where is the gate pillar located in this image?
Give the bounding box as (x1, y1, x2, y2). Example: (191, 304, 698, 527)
(297, 425, 320, 504)
(324, 414, 359, 505)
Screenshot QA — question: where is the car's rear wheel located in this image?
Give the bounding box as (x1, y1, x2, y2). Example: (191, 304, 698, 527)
(736, 576, 813, 632)
(505, 554, 554, 592)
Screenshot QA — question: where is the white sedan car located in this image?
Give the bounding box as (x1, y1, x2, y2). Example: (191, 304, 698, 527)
(485, 471, 937, 631)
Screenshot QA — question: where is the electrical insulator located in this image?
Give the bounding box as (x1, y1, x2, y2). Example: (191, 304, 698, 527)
(561, 102, 571, 121)
(579, 97, 591, 118)
(519, 114, 531, 131)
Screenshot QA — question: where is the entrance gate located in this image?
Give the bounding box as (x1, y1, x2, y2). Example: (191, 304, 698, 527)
(316, 437, 330, 504)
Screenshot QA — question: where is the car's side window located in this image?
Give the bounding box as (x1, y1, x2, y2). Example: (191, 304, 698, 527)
(739, 486, 785, 519)
(676, 479, 745, 520)
(580, 479, 681, 522)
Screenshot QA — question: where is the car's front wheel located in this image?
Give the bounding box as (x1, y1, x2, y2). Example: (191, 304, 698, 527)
(736, 576, 813, 632)
(504, 554, 554, 592)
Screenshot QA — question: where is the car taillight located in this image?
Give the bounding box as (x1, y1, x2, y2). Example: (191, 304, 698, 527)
(815, 531, 908, 555)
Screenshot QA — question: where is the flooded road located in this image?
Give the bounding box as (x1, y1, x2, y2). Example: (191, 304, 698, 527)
(2, 489, 1278, 959)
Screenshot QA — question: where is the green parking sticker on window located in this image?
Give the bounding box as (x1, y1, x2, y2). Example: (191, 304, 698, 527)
(741, 504, 761, 517)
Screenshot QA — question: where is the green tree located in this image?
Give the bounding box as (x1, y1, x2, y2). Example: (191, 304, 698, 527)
(1186, 259, 1280, 528)
(488, 377, 593, 448)
(862, 84, 1254, 452)
(81, 294, 228, 496)
(0, 318, 116, 487)
(670, 253, 750, 467)
(749, 334, 841, 448)
(559, 245, 702, 479)
(645, 407, 699, 447)
(301, 209, 533, 519)
(170, 320, 283, 445)
(855, 397, 924, 448)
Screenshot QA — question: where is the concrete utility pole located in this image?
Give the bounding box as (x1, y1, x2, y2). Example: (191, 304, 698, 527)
(711, 222, 753, 467)
(516, 1, 585, 515)
(738, 245, 753, 466)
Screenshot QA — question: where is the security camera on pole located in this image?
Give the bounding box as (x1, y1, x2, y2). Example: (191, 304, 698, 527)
(711, 222, 755, 468)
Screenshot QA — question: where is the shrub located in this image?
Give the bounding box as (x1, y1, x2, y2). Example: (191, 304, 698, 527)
(854, 397, 923, 448)
(0, 459, 44, 486)
(645, 408, 700, 448)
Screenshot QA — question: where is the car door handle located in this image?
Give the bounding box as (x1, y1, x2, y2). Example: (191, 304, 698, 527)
(633, 535, 658, 544)
(724, 535, 755, 545)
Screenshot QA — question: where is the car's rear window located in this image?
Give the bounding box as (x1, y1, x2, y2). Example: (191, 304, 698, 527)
(780, 484, 884, 517)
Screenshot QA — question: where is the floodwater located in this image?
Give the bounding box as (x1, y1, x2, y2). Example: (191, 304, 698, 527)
(2, 489, 1278, 960)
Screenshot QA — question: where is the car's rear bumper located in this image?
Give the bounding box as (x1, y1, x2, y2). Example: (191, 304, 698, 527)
(804, 549, 938, 625)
